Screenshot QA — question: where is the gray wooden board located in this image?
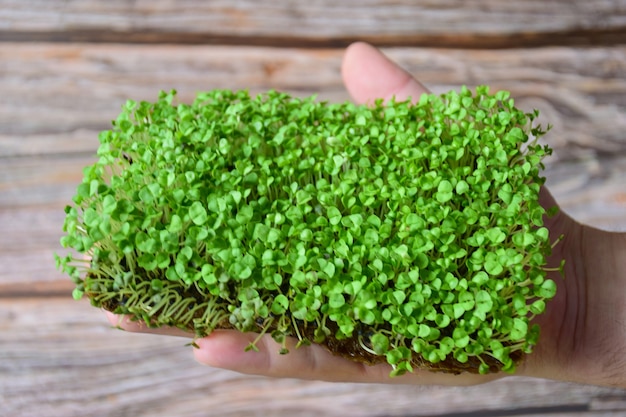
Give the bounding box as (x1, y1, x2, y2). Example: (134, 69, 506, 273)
(1, 1, 625, 415)
(1, 0, 625, 47)
(1, 298, 626, 417)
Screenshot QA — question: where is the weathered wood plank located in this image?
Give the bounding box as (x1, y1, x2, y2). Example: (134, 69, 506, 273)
(0, 44, 346, 156)
(1, 43, 625, 158)
(1, 3, 624, 415)
(0, 205, 75, 288)
(1, 0, 625, 47)
(1, 297, 625, 417)
(545, 156, 626, 232)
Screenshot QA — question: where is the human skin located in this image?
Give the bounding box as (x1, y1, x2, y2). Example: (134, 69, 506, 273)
(107, 42, 626, 388)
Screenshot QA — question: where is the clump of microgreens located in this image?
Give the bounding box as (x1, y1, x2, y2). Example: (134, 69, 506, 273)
(56, 86, 561, 376)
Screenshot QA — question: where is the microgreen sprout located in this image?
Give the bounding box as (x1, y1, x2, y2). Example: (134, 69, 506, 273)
(57, 86, 560, 375)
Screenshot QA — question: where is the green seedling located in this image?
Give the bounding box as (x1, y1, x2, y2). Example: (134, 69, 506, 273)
(57, 86, 560, 375)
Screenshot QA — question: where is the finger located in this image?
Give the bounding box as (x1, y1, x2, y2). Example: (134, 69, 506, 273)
(341, 42, 429, 105)
(107, 310, 495, 384)
(104, 311, 192, 338)
(193, 330, 499, 385)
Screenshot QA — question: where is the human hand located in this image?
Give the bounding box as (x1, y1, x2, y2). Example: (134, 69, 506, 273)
(108, 42, 626, 388)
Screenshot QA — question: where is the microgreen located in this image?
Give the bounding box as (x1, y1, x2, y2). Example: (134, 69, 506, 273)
(56, 86, 560, 376)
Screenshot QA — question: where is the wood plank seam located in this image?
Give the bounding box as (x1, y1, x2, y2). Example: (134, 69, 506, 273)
(1, 28, 626, 49)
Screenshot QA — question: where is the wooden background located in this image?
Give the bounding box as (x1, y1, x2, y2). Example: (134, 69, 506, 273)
(1, 1, 626, 416)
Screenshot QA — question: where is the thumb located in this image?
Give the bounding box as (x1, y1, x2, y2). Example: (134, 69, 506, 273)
(341, 42, 429, 105)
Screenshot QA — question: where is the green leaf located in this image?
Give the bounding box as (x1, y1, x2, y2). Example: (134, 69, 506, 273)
(299, 228, 313, 242)
(371, 258, 383, 272)
(135, 232, 157, 253)
(138, 253, 158, 271)
(535, 279, 557, 299)
(319, 259, 336, 278)
(510, 318, 528, 341)
(366, 214, 381, 228)
(189, 201, 208, 225)
(370, 333, 390, 355)
(89, 179, 100, 196)
(363, 229, 379, 246)
(435, 314, 451, 328)
(475, 290, 493, 315)
(485, 227, 506, 244)
(230, 261, 252, 280)
(327, 206, 342, 225)
(83, 208, 100, 228)
(386, 346, 411, 365)
(168, 214, 183, 233)
(535, 227, 549, 242)
(455, 180, 469, 195)
(417, 324, 431, 338)
(529, 299, 546, 315)
(236, 205, 254, 225)
(102, 195, 118, 214)
(267, 228, 281, 244)
(392, 290, 406, 305)
(253, 223, 270, 242)
(513, 231, 535, 247)
(231, 190, 242, 205)
(472, 271, 489, 285)
(151, 279, 164, 291)
(484, 253, 504, 276)
(436, 180, 453, 203)
(393, 244, 409, 259)
(328, 293, 345, 309)
(478, 363, 491, 375)
(452, 328, 470, 348)
(72, 288, 84, 300)
(271, 294, 289, 315)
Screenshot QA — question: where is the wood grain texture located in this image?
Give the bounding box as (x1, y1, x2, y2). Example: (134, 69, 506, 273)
(1, 1, 626, 415)
(1, 0, 625, 47)
(1, 43, 625, 158)
(1, 297, 626, 417)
